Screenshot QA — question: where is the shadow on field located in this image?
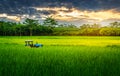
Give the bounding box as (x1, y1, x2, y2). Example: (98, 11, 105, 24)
(3, 43, 19, 45)
(50, 44, 86, 46)
(106, 45, 120, 48)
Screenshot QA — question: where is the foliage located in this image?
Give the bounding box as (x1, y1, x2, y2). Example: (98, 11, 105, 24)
(43, 17, 57, 29)
(24, 18, 39, 36)
(0, 18, 120, 36)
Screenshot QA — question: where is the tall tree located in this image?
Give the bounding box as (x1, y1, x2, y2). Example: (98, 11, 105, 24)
(24, 18, 39, 36)
(16, 23, 24, 36)
(110, 22, 120, 28)
(91, 23, 101, 28)
(43, 17, 58, 29)
(80, 24, 91, 29)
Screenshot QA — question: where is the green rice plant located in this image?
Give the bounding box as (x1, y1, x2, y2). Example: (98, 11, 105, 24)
(0, 36, 120, 76)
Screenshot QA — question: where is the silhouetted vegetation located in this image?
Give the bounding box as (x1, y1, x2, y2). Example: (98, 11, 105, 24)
(0, 17, 120, 36)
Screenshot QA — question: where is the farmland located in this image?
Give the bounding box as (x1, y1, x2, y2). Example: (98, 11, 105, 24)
(0, 36, 120, 76)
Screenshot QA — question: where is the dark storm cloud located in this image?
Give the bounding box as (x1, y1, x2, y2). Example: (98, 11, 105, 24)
(0, 0, 70, 15)
(37, 10, 57, 15)
(0, 0, 120, 25)
(0, 0, 120, 15)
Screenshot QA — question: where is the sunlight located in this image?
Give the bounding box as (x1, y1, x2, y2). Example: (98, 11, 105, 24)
(0, 13, 7, 17)
(34, 7, 120, 22)
(7, 15, 20, 21)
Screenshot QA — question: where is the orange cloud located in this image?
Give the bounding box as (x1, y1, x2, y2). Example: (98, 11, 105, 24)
(0, 14, 20, 21)
(35, 7, 120, 23)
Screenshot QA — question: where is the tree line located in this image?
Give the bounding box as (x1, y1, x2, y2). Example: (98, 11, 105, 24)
(0, 17, 120, 36)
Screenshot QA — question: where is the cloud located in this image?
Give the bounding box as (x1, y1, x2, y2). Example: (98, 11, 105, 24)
(1, 6, 120, 25)
(0, 0, 120, 15)
(0, 13, 20, 21)
(34, 7, 120, 22)
(0, 0, 120, 25)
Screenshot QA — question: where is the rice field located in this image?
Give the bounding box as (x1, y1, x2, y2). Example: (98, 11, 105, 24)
(0, 36, 120, 76)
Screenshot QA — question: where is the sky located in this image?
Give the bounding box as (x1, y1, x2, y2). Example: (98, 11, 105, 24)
(0, 0, 120, 26)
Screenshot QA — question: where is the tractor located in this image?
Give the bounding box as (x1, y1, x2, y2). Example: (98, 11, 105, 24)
(25, 40, 43, 48)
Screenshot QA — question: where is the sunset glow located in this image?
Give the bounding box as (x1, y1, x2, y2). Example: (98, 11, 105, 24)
(35, 7, 120, 22)
(0, 0, 120, 25)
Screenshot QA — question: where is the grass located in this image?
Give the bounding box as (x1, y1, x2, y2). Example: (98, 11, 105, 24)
(0, 36, 120, 76)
